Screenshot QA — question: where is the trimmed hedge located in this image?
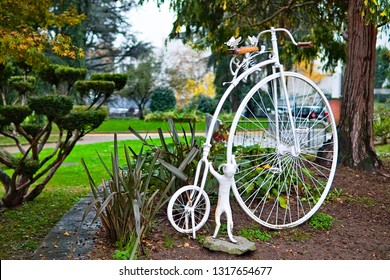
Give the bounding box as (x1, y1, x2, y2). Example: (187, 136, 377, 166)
(28, 95, 73, 121)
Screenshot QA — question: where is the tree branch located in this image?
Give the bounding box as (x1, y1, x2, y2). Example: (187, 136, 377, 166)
(253, 1, 317, 28)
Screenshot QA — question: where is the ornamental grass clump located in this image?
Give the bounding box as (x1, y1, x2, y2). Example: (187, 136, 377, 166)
(81, 135, 167, 259)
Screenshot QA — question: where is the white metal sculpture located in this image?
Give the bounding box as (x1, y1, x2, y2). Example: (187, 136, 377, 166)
(167, 27, 338, 243)
(209, 156, 238, 243)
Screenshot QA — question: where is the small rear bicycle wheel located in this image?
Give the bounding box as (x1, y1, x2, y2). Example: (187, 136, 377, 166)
(167, 185, 210, 233)
(227, 72, 338, 229)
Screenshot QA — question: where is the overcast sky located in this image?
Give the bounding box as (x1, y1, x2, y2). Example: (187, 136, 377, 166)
(127, 2, 174, 48)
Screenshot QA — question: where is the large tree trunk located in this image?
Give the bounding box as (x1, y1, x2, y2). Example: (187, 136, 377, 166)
(338, 0, 382, 171)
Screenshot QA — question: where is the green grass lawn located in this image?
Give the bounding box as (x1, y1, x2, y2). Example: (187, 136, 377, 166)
(92, 118, 205, 133)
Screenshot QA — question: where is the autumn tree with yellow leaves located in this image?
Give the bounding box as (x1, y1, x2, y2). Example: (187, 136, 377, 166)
(0, 0, 85, 71)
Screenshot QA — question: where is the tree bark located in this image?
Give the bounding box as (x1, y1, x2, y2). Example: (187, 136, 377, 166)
(338, 0, 382, 171)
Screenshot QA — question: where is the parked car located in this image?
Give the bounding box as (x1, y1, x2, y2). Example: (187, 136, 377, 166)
(293, 106, 328, 120)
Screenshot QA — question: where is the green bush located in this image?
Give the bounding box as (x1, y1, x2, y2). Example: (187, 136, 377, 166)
(28, 95, 73, 121)
(81, 136, 170, 259)
(54, 65, 87, 83)
(0, 105, 32, 124)
(39, 64, 87, 86)
(8, 76, 36, 95)
(90, 73, 128, 90)
(188, 94, 217, 114)
(145, 109, 204, 122)
(74, 80, 115, 96)
(149, 87, 176, 112)
(56, 108, 106, 132)
(21, 124, 43, 136)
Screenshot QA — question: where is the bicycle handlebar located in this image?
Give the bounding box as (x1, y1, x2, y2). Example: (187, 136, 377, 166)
(227, 28, 313, 55)
(258, 27, 314, 47)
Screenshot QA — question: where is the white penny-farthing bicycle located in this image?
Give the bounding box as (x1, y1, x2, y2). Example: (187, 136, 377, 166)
(167, 27, 338, 241)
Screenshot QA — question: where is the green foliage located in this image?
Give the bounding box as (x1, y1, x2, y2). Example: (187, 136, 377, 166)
(74, 80, 115, 96)
(54, 65, 87, 83)
(0, 68, 116, 208)
(374, 100, 390, 145)
(21, 124, 42, 137)
(28, 95, 73, 121)
(8, 76, 36, 95)
(150, 87, 176, 112)
(346, 196, 376, 206)
(159, 0, 349, 70)
(90, 73, 128, 91)
(0, 0, 85, 68)
(113, 236, 139, 260)
(0, 105, 31, 124)
(39, 64, 86, 86)
(144, 109, 204, 122)
(121, 55, 161, 119)
(56, 108, 106, 132)
(375, 47, 390, 88)
(308, 212, 334, 230)
(129, 117, 202, 194)
(238, 225, 276, 242)
(81, 136, 170, 259)
(18, 159, 40, 176)
(162, 233, 175, 249)
(188, 94, 217, 114)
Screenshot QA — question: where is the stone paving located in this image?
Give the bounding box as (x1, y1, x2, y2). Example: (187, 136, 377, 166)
(33, 193, 100, 260)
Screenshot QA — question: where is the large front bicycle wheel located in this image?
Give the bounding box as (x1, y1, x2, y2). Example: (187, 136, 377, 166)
(167, 185, 210, 234)
(227, 72, 338, 229)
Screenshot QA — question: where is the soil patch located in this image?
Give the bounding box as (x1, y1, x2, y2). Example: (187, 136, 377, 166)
(90, 162, 390, 260)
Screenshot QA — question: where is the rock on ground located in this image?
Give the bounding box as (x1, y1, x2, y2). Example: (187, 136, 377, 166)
(203, 236, 256, 255)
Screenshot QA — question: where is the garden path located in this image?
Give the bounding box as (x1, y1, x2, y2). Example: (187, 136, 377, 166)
(1, 132, 177, 153)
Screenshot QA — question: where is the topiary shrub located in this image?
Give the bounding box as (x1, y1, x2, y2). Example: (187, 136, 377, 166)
(8, 76, 36, 96)
(56, 108, 107, 132)
(74, 80, 115, 96)
(28, 95, 73, 121)
(149, 87, 176, 112)
(0, 105, 32, 124)
(54, 65, 87, 83)
(21, 124, 43, 136)
(90, 73, 128, 91)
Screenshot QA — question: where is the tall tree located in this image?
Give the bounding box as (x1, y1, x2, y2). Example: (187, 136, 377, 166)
(338, 0, 388, 170)
(153, 0, 390, 171)
(58, 0, 152, 71)
(120, 55, 161, 119)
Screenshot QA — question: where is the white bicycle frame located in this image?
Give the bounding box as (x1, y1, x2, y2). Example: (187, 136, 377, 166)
(186, 27, 317, 238)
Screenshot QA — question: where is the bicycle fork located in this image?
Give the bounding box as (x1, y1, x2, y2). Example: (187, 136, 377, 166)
(271, 29, 301, 160)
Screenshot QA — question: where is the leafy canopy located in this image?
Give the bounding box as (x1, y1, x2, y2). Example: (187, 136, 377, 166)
(0, 0, 85, 69)
(156, 0, 389, 71)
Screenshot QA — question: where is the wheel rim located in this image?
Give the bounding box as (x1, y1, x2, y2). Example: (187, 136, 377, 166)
(227, 72, 338, 229)
(167, 185, 211, 233)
